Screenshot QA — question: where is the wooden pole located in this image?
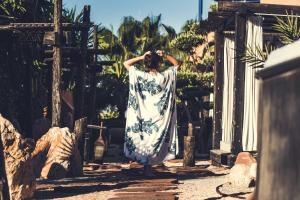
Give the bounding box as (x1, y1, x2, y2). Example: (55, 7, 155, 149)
(212, 31, 224, 150)
(88, 25, 98, 123)
(75, 5, 90, 120)
(183, 123, 195, 167)
(232, 12, 247, 155)
(52, 0, 62, 127)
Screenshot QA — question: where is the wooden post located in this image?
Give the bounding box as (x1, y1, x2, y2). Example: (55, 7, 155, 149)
(94, 121, 105, 163)
(52, 0, 62, 127)
(183, 123, 195, 167)
(212, 31, 224, 150)
(74, 117, 87, 164)
(232, 12, 247, 155)
(255, 52, 300, 200)
(74, 5, 90, 120)
(88, 25, 98, 123)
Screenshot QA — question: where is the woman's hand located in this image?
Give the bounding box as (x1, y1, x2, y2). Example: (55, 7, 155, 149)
(156, 50, 182, 70)
(142, 51, 152, 59)
(156, 50, 165, 58)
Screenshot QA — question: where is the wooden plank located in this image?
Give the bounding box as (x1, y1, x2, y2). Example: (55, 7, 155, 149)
(87, 48, 111, 55)
(0, 23, 90, 31)
(89, 60, 116, 66)
(218, 1, 300, 15)
(87, 124, 107, 130)
(256, 62, 300, 200)
(114, 192, 178, 197)
(212, 31, 224, 150)
(232, 12, 247, 155)
(45, 48, 112, 57)
(114, 186, 177, 193)
(74, 5, 90, 120)
(110, 196, 175, 200)
(51, 0, 62, 127)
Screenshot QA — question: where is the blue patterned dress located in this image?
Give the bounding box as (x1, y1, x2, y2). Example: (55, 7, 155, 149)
(124, 66, 178, 165)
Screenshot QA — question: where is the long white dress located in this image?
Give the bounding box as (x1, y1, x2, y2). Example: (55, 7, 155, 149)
(124, 66, 179, 165)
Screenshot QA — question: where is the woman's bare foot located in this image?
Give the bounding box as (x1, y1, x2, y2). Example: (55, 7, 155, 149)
(144, 165, 155, 177)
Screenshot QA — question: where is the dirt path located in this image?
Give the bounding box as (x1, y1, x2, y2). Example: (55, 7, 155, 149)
(34, 160, 254, 200)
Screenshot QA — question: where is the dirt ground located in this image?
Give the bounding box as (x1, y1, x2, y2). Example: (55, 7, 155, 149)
(34, 160, 254, 200)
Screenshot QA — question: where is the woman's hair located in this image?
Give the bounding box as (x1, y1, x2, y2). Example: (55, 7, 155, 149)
(144, 51, 162, 70)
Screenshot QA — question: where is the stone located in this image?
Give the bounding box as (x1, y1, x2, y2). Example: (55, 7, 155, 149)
(32, 127, 83, 179)
(229, 152, 257, 187)
(246, 191, 256, 200)
(0, 114, 36, 200)
(235, 152, 256, 165)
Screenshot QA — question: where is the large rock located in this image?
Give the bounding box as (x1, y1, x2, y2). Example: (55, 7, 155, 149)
(32, 127, 82, 179)
(0, 114, 36, 200)
(229, 152, 257, 188)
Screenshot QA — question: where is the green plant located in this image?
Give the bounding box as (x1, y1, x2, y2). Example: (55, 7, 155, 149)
(170, 32, 204, 55)
(274, 12, 300, 45)
(210, 3, 218, 12)
(0, 0, 25, 19)
(63, 6, 83, 23)
(242, 12, 300, 68)
(99, 105, 120, 120)
(241, 45, 269, 68)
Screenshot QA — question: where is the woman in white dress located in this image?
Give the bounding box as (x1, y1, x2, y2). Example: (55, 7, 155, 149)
(123, 50, 181, 176)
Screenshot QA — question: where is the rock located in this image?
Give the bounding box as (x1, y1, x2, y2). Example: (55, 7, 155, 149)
(229, 152, 257, 188)
(246, 191, 256, 200)
(235, 152, 256, 165)
(0, 114, 36, 200)
(32, 127, 83, 179)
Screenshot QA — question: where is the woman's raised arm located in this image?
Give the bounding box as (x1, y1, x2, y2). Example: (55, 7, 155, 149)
(123, 51, 151, 71)
(156, 50, 182, 70)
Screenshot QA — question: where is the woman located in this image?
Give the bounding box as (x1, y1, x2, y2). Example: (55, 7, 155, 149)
(123, 50, 181, 176)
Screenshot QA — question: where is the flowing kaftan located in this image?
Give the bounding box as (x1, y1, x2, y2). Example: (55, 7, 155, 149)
(124, 66, 179, 165)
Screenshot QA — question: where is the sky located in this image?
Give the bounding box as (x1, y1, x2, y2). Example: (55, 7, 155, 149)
(64, 0, 214, 33)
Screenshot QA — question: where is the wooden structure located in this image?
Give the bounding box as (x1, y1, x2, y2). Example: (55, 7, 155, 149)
(0, 3, 114, 136)
(255, 39, 300, 200)
(208, 1, 300, 165)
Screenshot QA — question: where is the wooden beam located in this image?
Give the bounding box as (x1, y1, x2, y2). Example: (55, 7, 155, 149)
(232, 12, 247, 155)
(212, 31, 224, 150)
(0, 23, 90, 31)
(89, 61, 116, 66)
(51, 0, 62, 127)
(74, 5, 90, 120)
(87, 48, 111, 55)
(218, 1, 300, 15)
(88, 25, 99, 123)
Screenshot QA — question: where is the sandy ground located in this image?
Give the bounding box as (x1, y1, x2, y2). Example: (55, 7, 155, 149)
(34, 160, 254, 200)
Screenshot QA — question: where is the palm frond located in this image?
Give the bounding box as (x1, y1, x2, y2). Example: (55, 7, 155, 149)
(240, 44, 275, 68)
(273, 12, 300, 44)
(161, 24, 177, 38)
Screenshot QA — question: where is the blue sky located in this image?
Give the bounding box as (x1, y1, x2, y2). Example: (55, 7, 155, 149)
(64, 0, 214, 33)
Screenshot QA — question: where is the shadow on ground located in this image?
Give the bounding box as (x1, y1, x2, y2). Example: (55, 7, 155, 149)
(34, 162, 227, 199)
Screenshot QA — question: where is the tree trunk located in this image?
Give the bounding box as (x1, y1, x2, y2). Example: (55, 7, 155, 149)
(52, 0, 62, 127)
